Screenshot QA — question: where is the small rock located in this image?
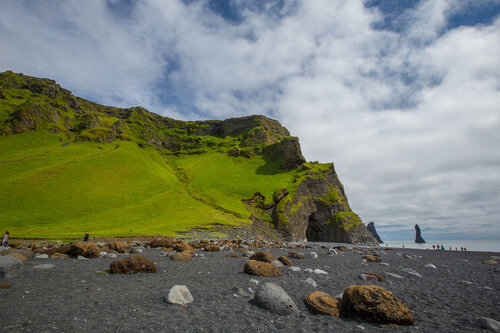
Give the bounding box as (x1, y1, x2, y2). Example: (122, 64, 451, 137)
(304, 268, 313, 273)
(361, 272, 386, 281)
(401, 268, 422, 278)
(35, 254, 49, 259)
(33, 264, 55, 269)
(8, 253, 27, 261)
(232, 286, 253, 300)
(424, 263, 437, 269)
(271, 260, 285, 268)
(478, 317, 500, 332)
(0, 282, 12, 289)
(483, 259, 499, 265)
(106, 253, 118, 259)
(460, 280, 473, 285)
(110, 256, 157, 274)
(362, 255, 381, 263)
(244, 260, 281, 277)
(242, 251, 255, 258)
(165, 285, 193, 305)
(360, 273, 379, 282)
(71, 242, 100, 258)
(171, 251, 193, 262)
(100, 251, 108, 257)
(278, 256, 293, 266)
(380, 263, 390, 266)
(386, 272, 404, 279)
(250, 279, 259, 285)
(289, 251, 305, 259)
(314, 269, 328, 275)
(174, 243, 194, 253)
(204, 245, 220, 252)
(288, 266, 301, 272)
(304, 291, 340, 317)
(305, 278, 317, 288)
(0, 256, 23, 278)
(342, 285, 414, 325)
(249, 252, 276, 263)
(77, 255, 89, 260)
(328, 248, 339, 255)
(310, 252, 318, 259)
(253, 282, 299, 315)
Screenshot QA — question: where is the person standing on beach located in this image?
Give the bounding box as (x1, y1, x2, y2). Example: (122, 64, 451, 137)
(432, 244, 435, 250)
(84, 231, 89, 242)
(2, 231, 9, 247)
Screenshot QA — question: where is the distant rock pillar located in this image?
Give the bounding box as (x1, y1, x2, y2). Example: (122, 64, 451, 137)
(415, 224, 426, 243)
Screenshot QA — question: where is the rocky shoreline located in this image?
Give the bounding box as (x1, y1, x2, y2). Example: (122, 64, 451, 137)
(1, 238, 499, 332)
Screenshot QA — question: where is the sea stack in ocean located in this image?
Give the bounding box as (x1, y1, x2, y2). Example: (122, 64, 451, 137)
(366, 222, 383, 243)
(415, 224, 426, 243)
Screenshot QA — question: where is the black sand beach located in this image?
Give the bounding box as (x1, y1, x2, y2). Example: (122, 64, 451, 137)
(1, 242, 499, 332)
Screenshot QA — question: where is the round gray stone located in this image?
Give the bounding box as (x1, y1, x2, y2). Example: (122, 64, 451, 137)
(253, 282, 299, 316)
(0, 255, 23, 278)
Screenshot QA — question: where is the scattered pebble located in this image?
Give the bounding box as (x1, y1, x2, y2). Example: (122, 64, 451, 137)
(313, 269, 328, 275)
(424, 263, 437, 269)
(33, 264, 55, 269)
(401, 268, 422, 278)
(305, 278, 317, 288)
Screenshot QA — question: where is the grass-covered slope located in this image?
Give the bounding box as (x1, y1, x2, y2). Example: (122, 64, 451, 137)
(0, 71, 376, 244)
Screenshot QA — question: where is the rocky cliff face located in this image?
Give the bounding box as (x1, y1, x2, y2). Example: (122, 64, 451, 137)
(367, 222, 383, 243)
(415, 224, 426, 243)
(245, 163, 379, 245)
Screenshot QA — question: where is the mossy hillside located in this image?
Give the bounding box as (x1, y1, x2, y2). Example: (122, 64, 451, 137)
(166, 151, 300, 219)
(0, 131, 249, 238)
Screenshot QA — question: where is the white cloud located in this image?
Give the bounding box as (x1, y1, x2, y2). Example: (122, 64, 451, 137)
(0, 0, 499, 239)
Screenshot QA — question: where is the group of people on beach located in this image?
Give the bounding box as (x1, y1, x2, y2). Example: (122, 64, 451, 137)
(432, 244, 466, 251)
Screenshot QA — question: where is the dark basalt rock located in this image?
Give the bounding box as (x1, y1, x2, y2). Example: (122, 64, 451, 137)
(367, 222, 383, 243)
(415, 224, 426, 243)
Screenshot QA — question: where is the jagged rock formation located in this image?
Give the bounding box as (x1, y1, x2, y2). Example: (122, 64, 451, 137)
(367, 222, 383, 243)
(0, 71, 379, 245)
(415, 224, 426, 243)
(244, 164, 379, 245)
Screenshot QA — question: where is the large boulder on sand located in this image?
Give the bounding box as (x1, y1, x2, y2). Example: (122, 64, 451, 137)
(341, 285, 414, 325)
(249, 252, 276, 263)
(244, 260, 282, 277)
(304, 291, 341, 317)
(110, 256, 157, 274)
(71, 242, 100, 258)
(0, 255, 23, 278)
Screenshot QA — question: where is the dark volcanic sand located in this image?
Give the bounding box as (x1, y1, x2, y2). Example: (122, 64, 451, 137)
(1, 243, 499, 332)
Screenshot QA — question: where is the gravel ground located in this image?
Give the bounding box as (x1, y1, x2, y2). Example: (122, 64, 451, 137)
(1, 243, 499, 332)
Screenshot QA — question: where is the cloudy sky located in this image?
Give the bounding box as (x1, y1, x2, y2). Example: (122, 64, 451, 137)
(1, 0, 500, 240)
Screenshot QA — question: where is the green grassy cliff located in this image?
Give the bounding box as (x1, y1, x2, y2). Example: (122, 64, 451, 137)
(0, 71, 377, 244)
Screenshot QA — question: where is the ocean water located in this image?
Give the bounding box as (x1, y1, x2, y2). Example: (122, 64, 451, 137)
(382, 240, 500, 253)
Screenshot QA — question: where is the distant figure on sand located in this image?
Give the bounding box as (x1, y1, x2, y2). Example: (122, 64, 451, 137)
(84, 231, 89, 242)
(432, 244, 435, 250)
(1, 231, 8, 246)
